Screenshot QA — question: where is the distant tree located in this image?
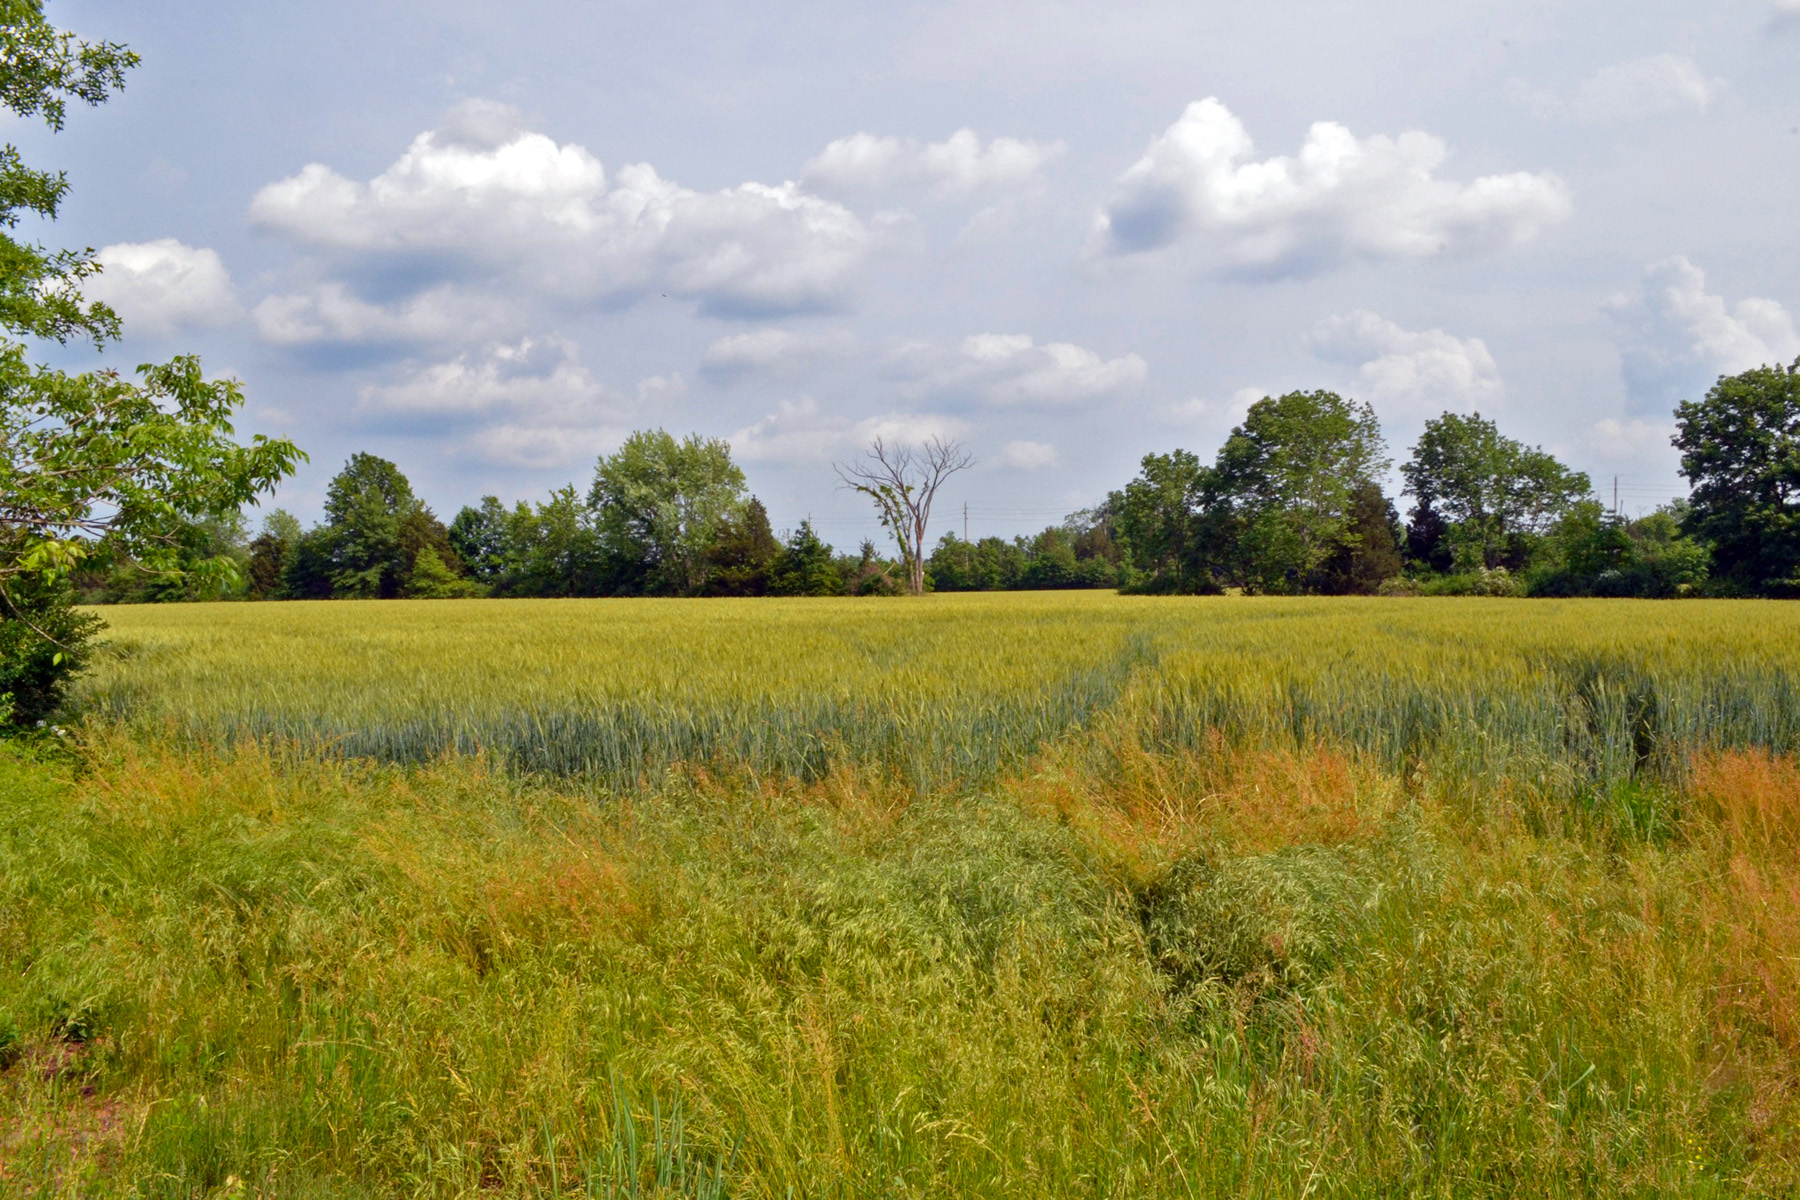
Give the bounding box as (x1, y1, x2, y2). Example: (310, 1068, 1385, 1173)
(281, 528, 335, 600)
(398, 506, 465, 583)
(836, 436, 974, 596)
(842, 539, 904, 596)
(319, 453, 419, 599)
(1064, 503, 1126, 568)
(516, 486, 607, 596)
(590, 430, 748, 595)
(927, 533, 1025, 591)
(90, 511, 250, 603)
(768, 520, 842, 596)
(1315, 482, 1404, 595)
(1528, 502, 1710, 598)
(402, 546, 481, 598)
(246, 509, 301, 598)
(1402, 412, 1589, 573)
(1209, 390, 1389, 594)
(1114, 449, 1217, 593)
(1673, 359, 1800, 595)
(705, 497, 781, 596)
(448, 497, 513, 585)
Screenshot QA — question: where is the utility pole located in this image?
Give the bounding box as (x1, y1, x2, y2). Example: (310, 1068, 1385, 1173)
(1612, 476, 1619, 519)
(963, 502, 969, 542)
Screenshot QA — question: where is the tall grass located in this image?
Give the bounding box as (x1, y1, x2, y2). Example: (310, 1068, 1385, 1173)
(77, 595, 1800, 797)
(6, 593, 1800, 1195)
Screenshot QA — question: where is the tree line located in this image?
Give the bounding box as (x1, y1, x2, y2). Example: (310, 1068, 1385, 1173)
(76, 357, 1800, 604)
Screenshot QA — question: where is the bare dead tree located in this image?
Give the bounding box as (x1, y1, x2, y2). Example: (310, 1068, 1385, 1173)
(835, 436, 974, 595)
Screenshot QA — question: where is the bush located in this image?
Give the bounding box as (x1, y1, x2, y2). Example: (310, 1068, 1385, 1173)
(0, 577, 103, 730)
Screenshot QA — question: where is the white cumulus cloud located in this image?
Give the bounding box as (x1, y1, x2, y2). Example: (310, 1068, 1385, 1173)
(250, 99, 872, 316)
(1612, 256, 1800, 409)
(1308, 310, 1502, 417)
(887, 333, 1148, 406)
(85, 239, 238, 336)
(804, 129, 1063, 198)
(1096, 97, 1570, 276)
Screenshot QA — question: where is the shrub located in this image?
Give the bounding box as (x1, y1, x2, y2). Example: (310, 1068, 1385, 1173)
(0, 576, 103, 730)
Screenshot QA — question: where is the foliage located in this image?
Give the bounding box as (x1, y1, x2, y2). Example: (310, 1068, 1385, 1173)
(927, 519, 1121, 593)
(318, 452, 420, 598)
(591, 430, 748, 596)
(1527, 502, 1711, 598)
(1210, 390, 1390, 593)
(402, 546, 483, 599)
(1313, 481, 1404, 595)
(78, 511, 250, 603)
(0, 0, 135, 346)
(0, 572, 99, 725)
(244, 509, 300, 599)
(766, 519, 840, 596)
(1402, 411, 1590, 573)
(1114, 447, 1218, 593)
(704, 496, 781, 596)
(1674, 359, 1800, 596)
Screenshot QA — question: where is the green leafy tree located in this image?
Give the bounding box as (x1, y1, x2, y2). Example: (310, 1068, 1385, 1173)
(590, 430, 748, 595)
(1115, 449, 1218, 593)
(1210, 390, 1389, 593)
(927, 533, 1026, 591)
(1402, 412, 1589, 573)
(768, 520, 842, 596)
(246, 509, 301, 598)
(705, 496, 781, 596)
(0, 3, 301, 722)
(1315, 482, 1404, 595)
(514, 486, 606, 596)
(448, 497, 513, 585)
(402, 546, 481, 599)
(1673, 359, 1800, 595)
(319, 453, 419, 598)
(1528, 503, 1710, 598)
(90, 511, 249, 603)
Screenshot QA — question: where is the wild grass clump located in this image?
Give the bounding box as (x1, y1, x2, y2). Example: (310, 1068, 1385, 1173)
(9, 592, 1800, 1195)
(5, 727, 1799, 1196)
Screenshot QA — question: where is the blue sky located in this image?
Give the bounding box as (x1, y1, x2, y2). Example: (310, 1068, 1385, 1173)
(21, 0, 1800, 544)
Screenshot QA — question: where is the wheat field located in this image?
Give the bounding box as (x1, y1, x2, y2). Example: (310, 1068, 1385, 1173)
(6, 594, 1800, 1197)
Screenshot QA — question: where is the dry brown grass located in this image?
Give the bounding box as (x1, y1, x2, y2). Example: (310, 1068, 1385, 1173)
(1008, 732, 1395, 888)
(1690, 752, 1800, 1065)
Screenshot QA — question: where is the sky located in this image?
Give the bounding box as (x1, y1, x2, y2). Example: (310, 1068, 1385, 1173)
(18, 0, 1800, 544)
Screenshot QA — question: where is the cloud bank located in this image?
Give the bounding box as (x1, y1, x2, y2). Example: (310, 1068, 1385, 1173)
(1097, 98, 1570, 276)
(1308, 310, 1502, 417)
(87, 239, 238, 337)
(252, 100, 873, 318)
(1612, 256, 1800, 410)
